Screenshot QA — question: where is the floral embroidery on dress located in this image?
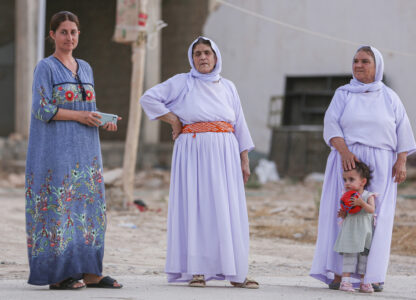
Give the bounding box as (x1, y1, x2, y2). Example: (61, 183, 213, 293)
(33, 83, 96, 122)
(33, 86, 58, 122)
(65, 90, 74, 101)
(86, 90, 94, 101)
(26, 157, 105, 257)
(52, 83, 96, 104)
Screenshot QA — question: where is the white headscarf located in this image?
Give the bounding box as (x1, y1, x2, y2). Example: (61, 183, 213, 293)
(187, 36, 222, 82)
(339, 46, 384, 93)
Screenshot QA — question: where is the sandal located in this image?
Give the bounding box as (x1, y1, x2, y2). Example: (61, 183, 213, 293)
(230, 278, 259, 289)
(85, 276, 123, 289)
(189, 275, 206, 287)
(359, 283, 374, 293)
(328, 278, 341, 290)
(328, 274, 341, 290)
(372, 283, 384, 292)
(328, 281, 340, 290)
(49, 278, 85, 290)
(339, 281, 355, 292)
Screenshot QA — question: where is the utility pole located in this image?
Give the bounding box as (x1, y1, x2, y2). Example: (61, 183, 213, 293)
(114, 0, 149, 208)
(121, 28, 147, 208)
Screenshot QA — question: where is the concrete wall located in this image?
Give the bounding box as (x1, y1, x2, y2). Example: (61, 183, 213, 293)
(161, 0, 209, 80)
(204, 0, 416, 154)
(158, 0, 209, 142)
(0, 0, 15, 136)
(0, 0, 211, 170)
(45, 0, 131, 141)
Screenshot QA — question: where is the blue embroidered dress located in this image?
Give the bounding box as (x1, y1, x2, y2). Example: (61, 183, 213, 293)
(25, 56, 106, 285)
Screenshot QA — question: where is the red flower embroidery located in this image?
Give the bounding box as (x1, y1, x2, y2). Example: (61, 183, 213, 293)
(65, 91, 74, 101)
(86, 90, 94, 101)
(58, 86, 63, 91)
(52, 99, 56, 104)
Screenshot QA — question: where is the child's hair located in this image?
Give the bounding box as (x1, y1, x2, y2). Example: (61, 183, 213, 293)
(353, 161, 373, 188)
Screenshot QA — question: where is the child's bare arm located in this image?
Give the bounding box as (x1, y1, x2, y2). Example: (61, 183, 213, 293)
(352, 195, 375, 213)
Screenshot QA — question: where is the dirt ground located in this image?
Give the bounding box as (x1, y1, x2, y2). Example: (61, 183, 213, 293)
(0, 168, 415, 293)
(247, 175, 416, 257)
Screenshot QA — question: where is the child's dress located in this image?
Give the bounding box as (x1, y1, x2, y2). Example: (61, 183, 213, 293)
(334, 190, 374, 254)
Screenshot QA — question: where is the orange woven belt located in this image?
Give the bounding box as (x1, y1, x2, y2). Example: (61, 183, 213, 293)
(181, 121, 234, 138)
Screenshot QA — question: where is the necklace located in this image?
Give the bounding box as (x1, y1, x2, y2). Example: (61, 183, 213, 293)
(53, 55, 78, 77)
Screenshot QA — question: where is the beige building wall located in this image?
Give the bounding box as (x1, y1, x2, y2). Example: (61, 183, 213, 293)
(204, 0, 416, 153)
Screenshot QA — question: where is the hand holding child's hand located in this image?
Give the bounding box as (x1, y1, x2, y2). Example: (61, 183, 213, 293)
(337, 209, 347, 219)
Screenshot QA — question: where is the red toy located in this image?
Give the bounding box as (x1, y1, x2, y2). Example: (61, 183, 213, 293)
(340, 190, 362, 214)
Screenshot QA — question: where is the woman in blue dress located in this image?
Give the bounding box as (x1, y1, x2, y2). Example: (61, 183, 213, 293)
(25, 11, 122, 289)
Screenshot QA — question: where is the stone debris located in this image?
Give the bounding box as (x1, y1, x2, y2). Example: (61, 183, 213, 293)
(255, 158, 280, 184)
(269, 207, 287, 214)
(103, 168, 123, 186)
(7, 174, 25, 188)
(303, 172, 325, 184)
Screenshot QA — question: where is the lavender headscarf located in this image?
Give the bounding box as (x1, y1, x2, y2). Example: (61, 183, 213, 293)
(187, 36, 222, 82)
(339, 46, 384, 93)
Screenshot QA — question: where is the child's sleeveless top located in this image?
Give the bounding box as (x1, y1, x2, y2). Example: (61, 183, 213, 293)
(334, 190, 375, 255)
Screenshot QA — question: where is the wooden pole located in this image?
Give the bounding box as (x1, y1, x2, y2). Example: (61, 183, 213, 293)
(121, 0, 148, 208)
(15, 0, 38, 138)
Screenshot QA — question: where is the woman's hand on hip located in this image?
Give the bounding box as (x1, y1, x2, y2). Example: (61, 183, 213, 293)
(171, 117, 182, 140)
(240, 150, 250, 184)
(392, 152, 407, 184)
(158, 112, 182, 140)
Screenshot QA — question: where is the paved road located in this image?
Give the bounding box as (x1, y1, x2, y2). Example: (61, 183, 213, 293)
(1, 275, 416, 300)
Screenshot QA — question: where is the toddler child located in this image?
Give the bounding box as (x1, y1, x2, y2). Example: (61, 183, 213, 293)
(334, 161, 375, 293)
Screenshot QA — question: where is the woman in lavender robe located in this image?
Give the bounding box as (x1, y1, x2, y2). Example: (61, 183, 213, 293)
(26, 11, 122, 289)
(310, 46, 416, 290)
(140, 37, 258, 288)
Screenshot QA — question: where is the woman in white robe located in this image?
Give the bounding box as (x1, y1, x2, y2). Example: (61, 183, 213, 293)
(140, 37, 258, 288)
(310, 46, 416, 290)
